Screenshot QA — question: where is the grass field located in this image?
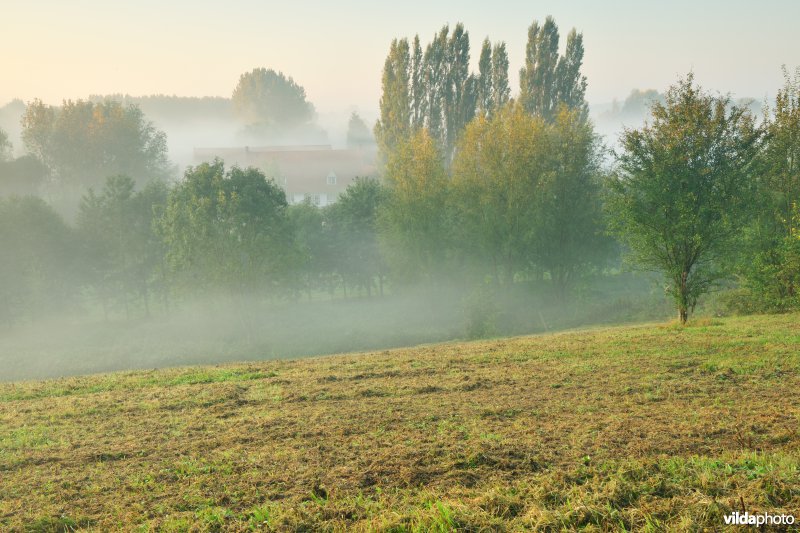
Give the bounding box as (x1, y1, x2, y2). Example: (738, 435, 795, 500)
(1, 313, 799, 531)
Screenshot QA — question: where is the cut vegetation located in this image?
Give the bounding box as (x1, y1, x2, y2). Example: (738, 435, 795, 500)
(1, 313, 799, 531)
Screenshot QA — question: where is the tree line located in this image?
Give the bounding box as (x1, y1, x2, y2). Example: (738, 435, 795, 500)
(1, 17, 799, 327)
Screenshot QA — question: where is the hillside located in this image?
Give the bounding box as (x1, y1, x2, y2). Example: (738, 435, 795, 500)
(1, 313, 799, 531)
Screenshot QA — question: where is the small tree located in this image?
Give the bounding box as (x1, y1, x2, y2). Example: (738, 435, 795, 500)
(608, 74, 761, 323)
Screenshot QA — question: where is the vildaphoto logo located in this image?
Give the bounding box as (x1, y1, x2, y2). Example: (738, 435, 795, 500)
(723, 511, 795, 526)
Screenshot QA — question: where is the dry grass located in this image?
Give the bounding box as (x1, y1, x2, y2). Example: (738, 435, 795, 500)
(1, 313, 799, 531)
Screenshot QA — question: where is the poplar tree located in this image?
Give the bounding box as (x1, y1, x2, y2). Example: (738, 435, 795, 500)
(519, 17, 560, 121)
(519, 17, 587, 122)
(491, 42, 511, 111)
(374, 38, 411, 160)
(477, 39, 493, 116)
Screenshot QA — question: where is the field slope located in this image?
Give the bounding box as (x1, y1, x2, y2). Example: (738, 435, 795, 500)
(1, 314, 799, 531)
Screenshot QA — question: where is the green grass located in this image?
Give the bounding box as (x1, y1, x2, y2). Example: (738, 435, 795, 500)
(0, 313, 798, 531)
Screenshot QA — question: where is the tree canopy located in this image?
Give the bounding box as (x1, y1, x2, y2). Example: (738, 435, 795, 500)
(160, 161, 295, 295)
(232, 68, 315, 129)
(519, 17, 588, 122)
(608, 74, 761, 323)
(21, 99, 172, 195)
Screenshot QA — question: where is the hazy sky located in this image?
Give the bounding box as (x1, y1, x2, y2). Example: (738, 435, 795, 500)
(2, 0, 799, 115)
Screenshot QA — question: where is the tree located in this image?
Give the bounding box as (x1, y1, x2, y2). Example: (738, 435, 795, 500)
(375, 24, 491, 161)
(444, 24, 477, 160)
(374, 38, 412, 160)
(0, 127, 11, 161)
(477, 39, 493, 115)
(381, 129, 450, 282)
(761, 67, 800, 239)
(453, 102, 609, 291)
(608, 75, 761, 323)
(21, 99, 171, 199)
(0, 196, 78, 325)
(554, 29, 588, 120)
(452, 103, 551, 284)
(519, 17, 560, 120)
(491, 42, 511, 112)
(0, 154, 49, 196)
(77, 176, 168, 318)
(477, 39, 510, 119)
(231, 68, 315, 129)
(327, 177, 387, 296)
(287, 199, 331, 298)
(519, 17, 587, 122)
(739, 67, 800, 309)
(410, 36, 426, 130)
(531, 106, 609, 293)
(346, 112, 374, 149)
(160, 161, 295, 296)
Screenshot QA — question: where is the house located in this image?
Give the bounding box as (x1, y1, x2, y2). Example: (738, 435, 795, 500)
(193, 145, 378, 207)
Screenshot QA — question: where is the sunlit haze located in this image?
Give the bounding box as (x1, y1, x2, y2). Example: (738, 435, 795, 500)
(2, 0, 798, 113)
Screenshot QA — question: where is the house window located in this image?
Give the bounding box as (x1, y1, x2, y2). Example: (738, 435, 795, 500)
(327, 172, 337, 185)
(305, 193, 321, 206)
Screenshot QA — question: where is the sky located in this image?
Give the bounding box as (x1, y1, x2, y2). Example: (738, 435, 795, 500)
(2, 0, 799, 117)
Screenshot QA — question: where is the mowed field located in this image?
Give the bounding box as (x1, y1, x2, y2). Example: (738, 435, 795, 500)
(1, 314, 799, 531)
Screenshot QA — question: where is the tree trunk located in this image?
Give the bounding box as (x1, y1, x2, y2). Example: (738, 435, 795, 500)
(678, 270, 689, 324)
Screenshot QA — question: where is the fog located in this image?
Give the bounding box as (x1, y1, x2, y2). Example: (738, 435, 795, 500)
(0, 90, 724, 381)
(0, 273, 677, 382)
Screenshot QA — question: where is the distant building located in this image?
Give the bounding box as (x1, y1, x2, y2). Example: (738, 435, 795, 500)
(193, 145, 377, 207)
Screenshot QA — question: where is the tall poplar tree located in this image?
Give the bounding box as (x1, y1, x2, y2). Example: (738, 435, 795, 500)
(374, 38, 411, 160)
(491, 42, 511, 111)
(477, 39, 493, 116)
(519, 17, 587, 122)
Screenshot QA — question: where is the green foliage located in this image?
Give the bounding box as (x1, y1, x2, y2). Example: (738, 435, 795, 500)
(160, 160, 295, 295)
(608, 74, 761, 322)
(519, 17, 588, 122)
(375, 24, 490, 161)
(491, 43, 511, 112)
(77, 175, 168, 318)
(452, 103, 550, 282)
(452, 103, 609, 288)
(0, 126, 11, 161)
(287, 199, 330, 297)
(532, 106, 611, 291)
(734, 68, 800, 312)
(477, 39, 510, 119)
(381, 129, 450, 282)
(759, 66, 800, 238)
(232, 68, 314, 129)
(735, 222, 800, 313)
(326, 177, 388, 296)
(0, 196, 78, 325)
(0, 154, 49, 196)
(375, 38, 412, 160)
(21, 99, 171, 194)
